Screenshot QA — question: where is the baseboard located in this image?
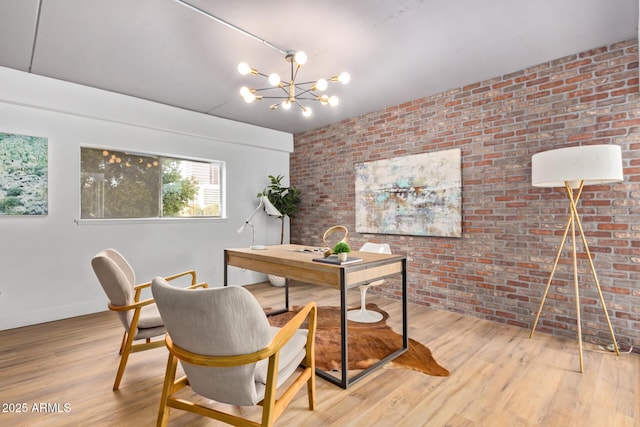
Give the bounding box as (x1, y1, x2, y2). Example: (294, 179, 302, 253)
(0, 300, 105, 332)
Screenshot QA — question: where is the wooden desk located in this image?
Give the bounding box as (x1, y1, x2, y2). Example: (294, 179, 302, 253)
(224, 244, 408, 388)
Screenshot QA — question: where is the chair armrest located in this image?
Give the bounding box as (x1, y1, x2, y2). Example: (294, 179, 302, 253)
(108, 297, 155, 312)
(135, 270, 197, 291)
(268, 301, 317, 355)
(163, 270, 197, 286)
(133, 270, 198, 300)
(166, 335, 265, 367)
(134, 281, 151, 290)
(187, 282, 208, 289)
(132, 282, 151, 302)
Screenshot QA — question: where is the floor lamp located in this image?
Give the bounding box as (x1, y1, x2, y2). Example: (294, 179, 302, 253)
(530, 144, 623, 373)
(237, 196, 282, 250)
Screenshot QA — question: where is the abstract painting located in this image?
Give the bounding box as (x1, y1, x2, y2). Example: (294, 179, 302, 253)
(355, 149, 461, 237)
(0, 132, 48, 215)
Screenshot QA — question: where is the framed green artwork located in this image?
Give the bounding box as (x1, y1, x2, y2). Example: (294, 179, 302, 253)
(0, 132, 48, 215)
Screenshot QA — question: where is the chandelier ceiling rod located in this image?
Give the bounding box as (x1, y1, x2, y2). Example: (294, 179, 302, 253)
(172, 0, 287, 55)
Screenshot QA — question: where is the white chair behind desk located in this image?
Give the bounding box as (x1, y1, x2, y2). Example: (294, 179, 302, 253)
(347, 242, 392, 323)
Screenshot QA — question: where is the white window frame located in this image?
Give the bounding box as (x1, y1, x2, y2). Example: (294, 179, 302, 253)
(77, 146, 226, 224)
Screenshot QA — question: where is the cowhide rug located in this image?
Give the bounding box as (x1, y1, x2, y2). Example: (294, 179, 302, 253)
(267, 304, 449, 377)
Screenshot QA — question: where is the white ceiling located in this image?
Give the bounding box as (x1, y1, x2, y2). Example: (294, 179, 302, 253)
(0, 0, 637, 134)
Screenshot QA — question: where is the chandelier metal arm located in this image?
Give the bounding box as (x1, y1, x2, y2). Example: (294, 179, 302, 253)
(294, 86, 315, 97)
(295, 80, 327, 86)
(292, 63, 301, 82)
(252, 86, 291, 96)
(254, 89, 326, 100)
(271, 95, 319, 101)
(294, 99, 308, 110)
(248, 84, 334, 103)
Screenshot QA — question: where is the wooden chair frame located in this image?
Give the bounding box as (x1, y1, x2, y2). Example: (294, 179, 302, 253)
(157, 301, 317, 427)
(108, 270, 206, 390)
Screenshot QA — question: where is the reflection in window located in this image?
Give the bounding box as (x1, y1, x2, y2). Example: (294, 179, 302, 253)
(81, 147, 222, 219)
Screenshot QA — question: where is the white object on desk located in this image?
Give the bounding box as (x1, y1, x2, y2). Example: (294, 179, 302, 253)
(347, 242, 392, 323)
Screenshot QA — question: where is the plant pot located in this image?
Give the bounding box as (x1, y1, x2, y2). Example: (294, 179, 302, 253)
(268, 274, 286, 287)
(337, 252, 348, 262)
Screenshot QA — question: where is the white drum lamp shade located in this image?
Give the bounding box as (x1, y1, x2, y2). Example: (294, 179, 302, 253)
(532, 144, 623, 188)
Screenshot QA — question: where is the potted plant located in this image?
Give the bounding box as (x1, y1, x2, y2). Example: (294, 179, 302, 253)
(258, 174, 301, 245)
(333, 241, 351, 262)
(258, 174, 301, 286)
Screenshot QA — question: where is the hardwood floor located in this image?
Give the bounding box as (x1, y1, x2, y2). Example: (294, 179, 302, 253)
(1, 281, 638, 426)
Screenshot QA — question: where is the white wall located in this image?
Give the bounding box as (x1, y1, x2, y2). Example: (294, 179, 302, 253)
(0, 66, 293, 331)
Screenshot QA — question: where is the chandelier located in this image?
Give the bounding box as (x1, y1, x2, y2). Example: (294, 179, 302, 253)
(238, 51, 350, 117)
(172, 0, 350, 117)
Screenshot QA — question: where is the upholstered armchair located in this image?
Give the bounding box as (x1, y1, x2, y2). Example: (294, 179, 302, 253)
(91, 248, 204, 390)
(151, 277, 317, 427)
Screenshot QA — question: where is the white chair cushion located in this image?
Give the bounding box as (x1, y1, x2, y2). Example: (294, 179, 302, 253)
(254, 326, 308, 384)
(137, 304, 163, 329)
(134, 325, 166, 340)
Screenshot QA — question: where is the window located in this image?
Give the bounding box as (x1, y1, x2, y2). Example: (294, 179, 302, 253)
(80, 147, 223, 219)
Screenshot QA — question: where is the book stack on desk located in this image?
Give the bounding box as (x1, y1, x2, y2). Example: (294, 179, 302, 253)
(312, 255, 363, 265)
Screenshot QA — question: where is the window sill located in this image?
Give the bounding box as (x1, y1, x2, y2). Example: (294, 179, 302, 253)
(74, 217, 227, 226)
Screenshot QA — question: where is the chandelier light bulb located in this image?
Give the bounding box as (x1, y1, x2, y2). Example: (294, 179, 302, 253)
(302, 106, 312, 117)
(315, 79, 328, 91)
(294, 51, 307, 65)
(239, 86, 251, 97)
(329, 95, 339, 107)
(237, 62, 251, 75)
(268, 73, 281, 86)
(282, 99, 292, 110)
(243, 92, 256, 103)
(338, 72, 350, 84)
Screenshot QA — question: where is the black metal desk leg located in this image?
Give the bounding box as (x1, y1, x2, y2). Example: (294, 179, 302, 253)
(285, 277, 290, 311)
(223, 250, 228, 286)
(340, 268, 348, 388)
(402, 258, 408, 348)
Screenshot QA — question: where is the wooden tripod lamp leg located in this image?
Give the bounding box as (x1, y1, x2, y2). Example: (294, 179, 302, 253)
(530, 214, 572, 338)
(567, 183, 620, 357)
(530, 185, 584, 339)
(530, 199, 584, 372)
(568, 191, 584, 373)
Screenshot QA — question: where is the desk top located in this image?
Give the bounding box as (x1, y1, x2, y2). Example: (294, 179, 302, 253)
(225, 244, 405, 289)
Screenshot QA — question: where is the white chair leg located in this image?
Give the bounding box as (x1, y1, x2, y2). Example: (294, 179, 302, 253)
(347, 286, 383, 323)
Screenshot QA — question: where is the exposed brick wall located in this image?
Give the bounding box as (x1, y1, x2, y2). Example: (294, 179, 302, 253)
(291, 39, 640, 350)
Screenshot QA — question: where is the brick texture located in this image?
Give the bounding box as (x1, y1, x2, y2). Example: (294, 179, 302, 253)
(291, 39, 640, 351)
